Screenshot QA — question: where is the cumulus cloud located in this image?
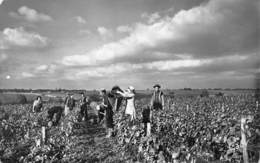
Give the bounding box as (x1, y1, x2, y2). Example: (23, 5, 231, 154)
(0, 27, 48, 48)
(74, 16, 86, 24)
(63, 22, 174, 65)
(143, 59, 211, 71)
(117, 25, 133, 33)
(63, 53, 258, 82)
(9, 6, 53, 22)
(35, 64, 48, 71)
(13, 64, 58, 80)
(33, 64, 57, 76)
(141, 12, 161, 24)
(21, 72, 34, 78)
(97, 26, 113, 39)
(0, 0, 4, 5)
(62, 0, 258, 66)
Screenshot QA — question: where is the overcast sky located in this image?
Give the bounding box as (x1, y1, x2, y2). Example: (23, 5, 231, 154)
(0, 0, 259, 89)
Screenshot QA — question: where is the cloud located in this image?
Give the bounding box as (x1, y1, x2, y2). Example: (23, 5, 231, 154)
(141, 12, 161, 24)
(97, 27, 109, 35)
(1, 27, 48, 48)
(0, 0, 4, 5)
(62, 0, 257, 67)
(36, 64, 57, 73)
(74, 16, 86, 24)
(21, 72, 34, 78)
(9, 6, 53, 22)
(62, 53, 258, 83)
(65, 58, 209, 79)
(35, 64, 48, 71)
(117, 25, 132, 33)
(143, 59, 211, 71)
(97, 26, 113, 39)
(11, 64, 58, 80)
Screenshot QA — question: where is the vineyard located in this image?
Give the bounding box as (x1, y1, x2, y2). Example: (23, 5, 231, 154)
(0, 93, 259, 163)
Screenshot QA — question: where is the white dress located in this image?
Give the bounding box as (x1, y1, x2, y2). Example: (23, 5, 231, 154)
(124, 92, 136, 120)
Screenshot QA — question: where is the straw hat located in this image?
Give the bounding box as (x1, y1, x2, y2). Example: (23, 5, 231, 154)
(128, 86, 135, 91)
(100, 88, 106, 93)
(153, 84, 161, 88)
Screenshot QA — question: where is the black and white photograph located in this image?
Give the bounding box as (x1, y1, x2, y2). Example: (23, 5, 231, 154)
(0, 0, 259, 162)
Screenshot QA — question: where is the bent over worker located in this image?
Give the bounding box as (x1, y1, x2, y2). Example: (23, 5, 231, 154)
(47, 106, 63, 126)
(32, 96, 43, 112)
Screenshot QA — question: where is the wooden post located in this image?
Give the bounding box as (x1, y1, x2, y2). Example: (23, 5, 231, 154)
(147, 123, 151, 136)
(42, 126, 46, 145)
(258, 151, 260, 163)
(241, 117, 249, 163)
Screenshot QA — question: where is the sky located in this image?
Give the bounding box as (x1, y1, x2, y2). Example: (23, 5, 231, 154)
(0, 0, 259, 89)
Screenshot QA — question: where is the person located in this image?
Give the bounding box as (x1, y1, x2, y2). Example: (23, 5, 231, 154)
(32, 96, 43, 112)
(110, 85, 124, 112)
(150, 84, 165, 110)
(79, 93, 89, 122)
(97, 104, 106, 123)
(64, 93, 75, 116)
(142, 105, 152, 136)
(47, 106, 63, 126)
(116, 86, 136, 122)
(148, 84, 165, 136)
(100, 89, 114, 138)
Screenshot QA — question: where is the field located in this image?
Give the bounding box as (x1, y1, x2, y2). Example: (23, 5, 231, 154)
(0, 90, 259, 163)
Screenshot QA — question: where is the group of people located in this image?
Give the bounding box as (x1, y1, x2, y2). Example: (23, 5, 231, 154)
(94, 84, 165, 137)
(32, 92, 90, 126)
(31, 84, 165, 138)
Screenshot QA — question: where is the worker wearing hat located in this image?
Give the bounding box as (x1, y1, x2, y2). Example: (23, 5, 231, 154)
(79, 92, 90, 122)
(116, 86, 136, 122)
(99, 88, 114, 138)
(150, 84, 165, 110)
(64, 92, 75, 116)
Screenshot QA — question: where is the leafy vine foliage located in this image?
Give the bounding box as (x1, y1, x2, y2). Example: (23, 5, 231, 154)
(0, 94, 259, 162)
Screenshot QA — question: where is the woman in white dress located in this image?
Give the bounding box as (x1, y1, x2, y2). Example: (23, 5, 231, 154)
(117, 86, 136, 121)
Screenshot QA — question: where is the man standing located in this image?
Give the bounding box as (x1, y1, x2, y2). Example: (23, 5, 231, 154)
(79, 93, 89, 122)
(150, 84, 165, 110)
(100, 89, 114, 138)
(148, 84, 165, 136)
(64, 93, 75, 116)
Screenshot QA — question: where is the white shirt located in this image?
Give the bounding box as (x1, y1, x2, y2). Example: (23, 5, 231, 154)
(122, 91, 136, 119)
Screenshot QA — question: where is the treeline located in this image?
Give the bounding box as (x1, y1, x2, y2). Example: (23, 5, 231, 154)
(0, 88, 87, 94)
(181, 88, 256, 90)
(0, 88, 257, 93)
